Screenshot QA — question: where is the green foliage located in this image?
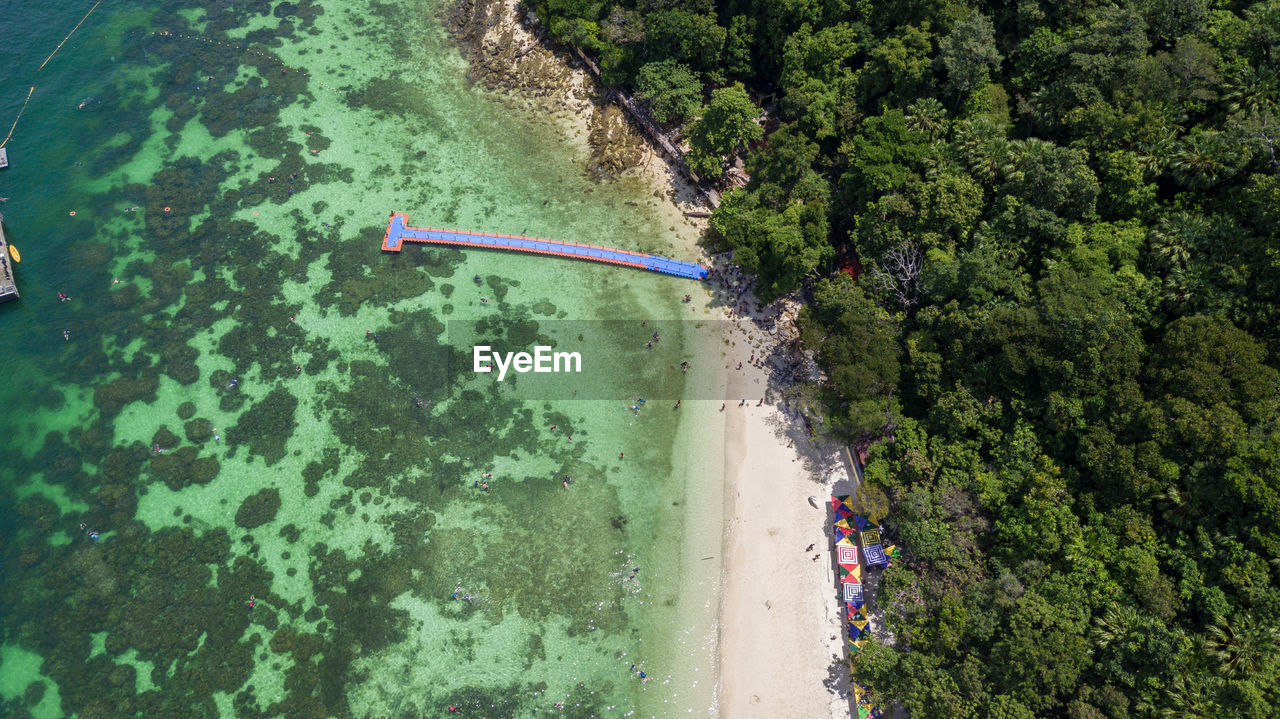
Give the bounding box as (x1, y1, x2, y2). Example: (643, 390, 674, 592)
(780, 22, 860, 139)
(686, 82, 762, 178)
(839, 109, 930, 209)
(643, 9, 725, 73)
(635, 59, 702, 123)
(710, 186, 831, 299)
(862, 23, 934, 105)
(798, 275, 899, 436)
(937, 11, 1002, 99)
(530, 0, 1280, 713)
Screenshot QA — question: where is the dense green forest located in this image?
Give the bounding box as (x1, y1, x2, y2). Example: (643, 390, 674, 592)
(528, 0, 1280, 715)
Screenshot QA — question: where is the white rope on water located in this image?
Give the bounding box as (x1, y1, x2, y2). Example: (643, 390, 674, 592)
(1, 0, 105, 149)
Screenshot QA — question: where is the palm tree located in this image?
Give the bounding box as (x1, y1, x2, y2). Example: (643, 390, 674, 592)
(1205, 613, 1280, 679)
(1156, 485, 1194, 531)
(1092, 604, 1141, 652)
(1160, 670, 1222, 718)
(1223, 64, 1279, 117)
(1151, 235, 1191, 271)
(905, 97, 949, 140)
(1148, 211, 1207, 273)
(1161, 270, 1196, 314)
(1136, 129, 1177, 175)
(1169, 131, 1238, 190)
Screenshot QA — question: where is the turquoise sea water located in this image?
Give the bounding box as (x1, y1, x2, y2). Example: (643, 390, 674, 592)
(0, 1, 723, 717)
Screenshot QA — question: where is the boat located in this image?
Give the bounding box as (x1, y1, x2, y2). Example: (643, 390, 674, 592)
(8, 243, 18, 262)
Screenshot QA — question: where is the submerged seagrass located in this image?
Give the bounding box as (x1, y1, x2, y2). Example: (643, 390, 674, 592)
(0, 0, 716, 717)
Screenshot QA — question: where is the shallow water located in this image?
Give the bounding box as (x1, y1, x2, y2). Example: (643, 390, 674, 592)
(0, 1, 722, 717)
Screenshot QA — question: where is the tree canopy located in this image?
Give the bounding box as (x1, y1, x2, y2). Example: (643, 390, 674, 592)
(685, 82, 762, 178)
(527, 0, 1280, 713)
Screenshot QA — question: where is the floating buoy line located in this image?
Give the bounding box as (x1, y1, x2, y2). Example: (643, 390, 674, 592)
(0, 9, 349, 230)
(1, 3, 345, 152)
(1, 0, 104, 149)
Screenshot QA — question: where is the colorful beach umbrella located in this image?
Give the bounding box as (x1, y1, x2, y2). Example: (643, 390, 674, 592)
(836, 541, 860, 567)
(863, 543, 888, 567)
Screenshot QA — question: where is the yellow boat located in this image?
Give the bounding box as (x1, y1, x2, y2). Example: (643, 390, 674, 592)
(8, 244, 19, 262)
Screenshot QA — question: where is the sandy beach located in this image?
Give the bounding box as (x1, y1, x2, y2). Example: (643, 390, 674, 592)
(712, 303, 857, 719)
(453, 5, 858, 714)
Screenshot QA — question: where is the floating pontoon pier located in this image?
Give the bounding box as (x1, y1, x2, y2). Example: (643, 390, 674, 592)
(381, 212, 709, 280)
(0, 215, 19, 302)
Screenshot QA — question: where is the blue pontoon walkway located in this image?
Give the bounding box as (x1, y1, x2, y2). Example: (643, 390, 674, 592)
(381, 213, 709, 280)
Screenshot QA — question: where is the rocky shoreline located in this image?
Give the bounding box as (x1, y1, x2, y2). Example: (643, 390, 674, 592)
(442, 0, 713, 217)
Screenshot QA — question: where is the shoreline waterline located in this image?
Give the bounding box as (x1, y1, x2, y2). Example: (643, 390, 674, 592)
(0, 1, 736, 718)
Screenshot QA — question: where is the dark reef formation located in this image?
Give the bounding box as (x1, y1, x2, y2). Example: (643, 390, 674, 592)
(0, 1, 665, 716)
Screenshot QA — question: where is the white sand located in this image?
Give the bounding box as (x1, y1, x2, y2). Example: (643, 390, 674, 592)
(467, 6, 857, 712)
(713, 308, 857, 719)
